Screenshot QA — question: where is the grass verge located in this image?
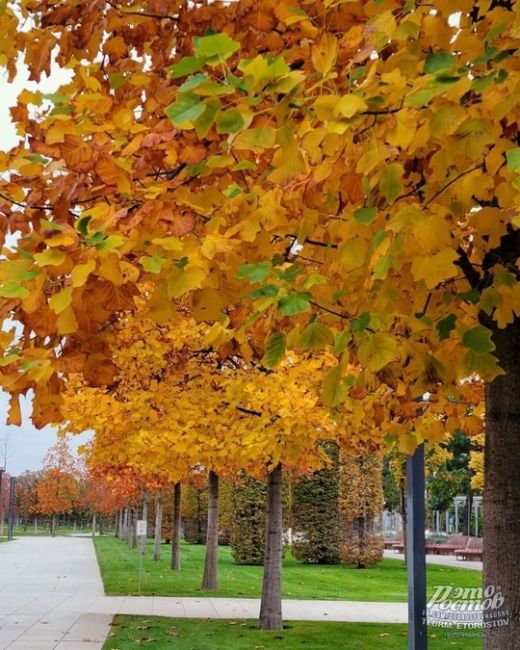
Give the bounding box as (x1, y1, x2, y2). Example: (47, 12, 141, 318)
(94, 536, 481, 602)
(103, 616, 483, 649)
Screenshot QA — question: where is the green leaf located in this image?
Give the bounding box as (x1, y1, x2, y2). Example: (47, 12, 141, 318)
(76, 215, 92, 237)
(233, 127, 277, 150)
(232, 160, 257, 172)
(457, 288, 480, 304)
(332, 330, 351, 354)
(169, 56, 206, 78)
(215, 108, 245, 134)
(262, 332, 286, 369)
(0, 282, 29, 299)
(298, 322, 334, 350)
(354, 206, 377, 224)
(165, 93, 206, 126)
(351, 311, 370, 332)
(109, 72, 126, 89)
(464, 350, 504, 380)
(373, 254, 394, 280)
(506, 147, 520, 172)
(142, 255, 164, 274)
(437, 313, 457, 341)
(379, 163, 403, 205)
(236, 261, 271, 283)
(320, 365, 346, 407)
(193, 33, 240, 62)
(462, 326, 494, 353)
(179, 73, 208, 93)
(249, 284, 279, 299)
(424, 51, 454, 74)
(278, 293, 311, 315)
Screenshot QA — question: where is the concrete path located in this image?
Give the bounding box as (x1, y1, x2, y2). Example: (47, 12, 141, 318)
(384, 549, 483, 571)
(0, 537, 483, 649)
(0, 536, 110, 650)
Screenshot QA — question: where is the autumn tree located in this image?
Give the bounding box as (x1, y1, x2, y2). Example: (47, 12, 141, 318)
(338, 446, 384, 568)
(36, 439, 80, 535)
(2, 1, 520, 645)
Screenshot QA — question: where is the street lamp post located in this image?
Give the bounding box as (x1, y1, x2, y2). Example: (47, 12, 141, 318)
(7, 476, 16, 540)
(406, 444, 427, 650)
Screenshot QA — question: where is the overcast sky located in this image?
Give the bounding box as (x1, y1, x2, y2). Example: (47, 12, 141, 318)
(1, 56, 91, 475)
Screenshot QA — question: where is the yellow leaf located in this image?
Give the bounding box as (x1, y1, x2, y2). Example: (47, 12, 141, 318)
(45, 232, 76, 248)
(7, 393, 21, 426)
(334, 94, 367, 118)
(49, 287, 73, 314)
(56, 306, 78, 334)
(312, 33, 337, 76)
(71, 260, 96, 287)
(112, 107, 134, 131)
(34, 249, 66, 267)
(358, 332, 399, 372)
(411, 248, 459, 289)
(151, 236, 184, 251)
(167, 267, 205, 298)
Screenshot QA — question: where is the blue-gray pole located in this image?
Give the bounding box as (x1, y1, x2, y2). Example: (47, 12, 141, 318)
(7, 476, 16, 540)
(406, 444, 427, 649)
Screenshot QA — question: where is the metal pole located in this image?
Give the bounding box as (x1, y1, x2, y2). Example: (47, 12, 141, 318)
(406, 444, 427, 650)
(454, 499, 459, 533)
(7, 476, 16, 540)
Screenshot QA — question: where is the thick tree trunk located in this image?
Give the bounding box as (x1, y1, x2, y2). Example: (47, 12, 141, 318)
(131, 508, 138, 549)
(202, 471, 219, 591)
(484, 320, 520, 650)
(91, 512, 96, 538)
(115, 510, 121, 538)
(51, 515, 56, 537)
(140, 496, 148, 556)
(153, 492, 163, 562)
(400, 476, 407, 561)
(259, 463, 283, 631)
(171, 483, 181, 570)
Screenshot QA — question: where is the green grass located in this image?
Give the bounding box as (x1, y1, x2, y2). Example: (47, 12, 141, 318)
(94, 537, 481, 602)
(8, 524, 91, 537)
(103, 616, 483, 649)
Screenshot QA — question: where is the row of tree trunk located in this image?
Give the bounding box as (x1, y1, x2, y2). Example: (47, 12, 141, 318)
(113, 465, 283, 630)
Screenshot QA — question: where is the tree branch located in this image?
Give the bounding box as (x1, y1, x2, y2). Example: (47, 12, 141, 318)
(106, 0, 179, 21)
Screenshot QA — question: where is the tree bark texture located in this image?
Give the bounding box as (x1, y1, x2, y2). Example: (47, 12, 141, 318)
(259, 463, 283, 630)
(171, 483, 182, 570)
(484, 320, 520, 650)
(202, 471, 219, 591)
(153, 492, 163, 562)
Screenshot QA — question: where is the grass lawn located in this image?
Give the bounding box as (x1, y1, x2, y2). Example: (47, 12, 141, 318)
(9, 525, 91, 537)
(94, 537, 481, 602)
(103, 616, 483, 649)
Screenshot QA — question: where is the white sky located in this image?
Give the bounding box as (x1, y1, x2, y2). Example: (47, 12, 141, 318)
(1, 58, 90, 475)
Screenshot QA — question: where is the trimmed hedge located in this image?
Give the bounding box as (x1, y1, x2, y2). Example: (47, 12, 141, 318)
(226, 475, 267, 565)
(182, 483, 208, 544)
(292, 442, 340, 564)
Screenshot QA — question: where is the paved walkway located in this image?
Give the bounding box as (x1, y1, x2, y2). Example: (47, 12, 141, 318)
(383, 549, 482, 571)
(0, 537, 483, 649)
(0, 536, 110, 650)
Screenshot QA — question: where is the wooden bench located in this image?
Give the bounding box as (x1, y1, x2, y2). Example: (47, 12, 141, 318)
(426, 535, 469, 556)
(455, 536, 483, 561)
(384, 537, 402, 550)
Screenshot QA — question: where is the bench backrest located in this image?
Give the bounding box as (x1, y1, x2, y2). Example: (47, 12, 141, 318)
(466, 536, 483, 550)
